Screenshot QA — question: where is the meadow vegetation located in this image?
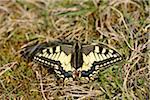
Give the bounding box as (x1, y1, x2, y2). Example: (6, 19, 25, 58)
(0, 0, 149, 99)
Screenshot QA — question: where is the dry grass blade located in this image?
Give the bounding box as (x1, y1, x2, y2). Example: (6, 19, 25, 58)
(0, 62, 18, 76)
(0, 0, 149, 99)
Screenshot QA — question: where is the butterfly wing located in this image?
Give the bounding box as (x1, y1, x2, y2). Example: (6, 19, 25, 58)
(80, 44, 123, 80)
(21, 41, 75, 79)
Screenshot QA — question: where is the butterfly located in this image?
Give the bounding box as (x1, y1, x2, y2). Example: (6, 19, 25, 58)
(21, 41, 123, 81)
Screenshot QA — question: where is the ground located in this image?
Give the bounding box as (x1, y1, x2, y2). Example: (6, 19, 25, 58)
(0, 0, 149, 99)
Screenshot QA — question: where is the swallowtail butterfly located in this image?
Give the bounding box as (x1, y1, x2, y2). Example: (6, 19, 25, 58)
(21, 41, 123, 81)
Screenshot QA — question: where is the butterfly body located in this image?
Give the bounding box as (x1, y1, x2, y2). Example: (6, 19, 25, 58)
(21, 41, 122, 81)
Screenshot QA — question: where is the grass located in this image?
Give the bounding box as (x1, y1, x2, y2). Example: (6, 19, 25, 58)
(0, 0, 149, 99)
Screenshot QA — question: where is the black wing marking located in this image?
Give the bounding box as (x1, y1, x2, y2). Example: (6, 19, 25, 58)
(80, 44, 122, 79)
(21, 41, 58, 60)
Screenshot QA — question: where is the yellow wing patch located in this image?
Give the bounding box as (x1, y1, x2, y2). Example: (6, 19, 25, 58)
(58, 52, 73, 72)
(34, 46, 74, 72)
